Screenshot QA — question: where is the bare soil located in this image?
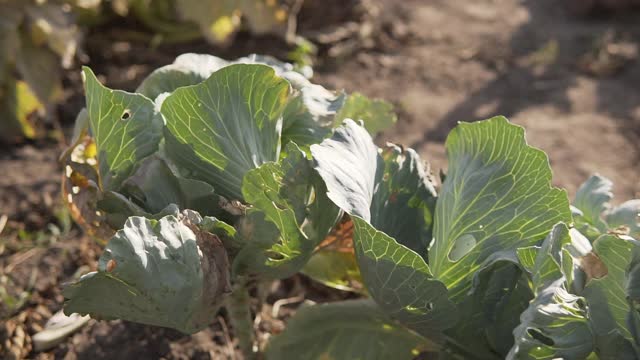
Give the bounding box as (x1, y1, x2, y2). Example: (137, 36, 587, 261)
(1, 0, 639, 359)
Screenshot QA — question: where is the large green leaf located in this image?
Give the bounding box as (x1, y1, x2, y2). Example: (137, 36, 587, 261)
(311, 119, 378, 221)
(508, 223, 594, 359)
(265, 300, 429, 360)
(234, 143, 340, 278)
(583, 234, 640, 357)
(429, 116, 571, 300)
(83, 67, 163, 191)
(241, 54, 346, 150)
(352, 217, 457, 339)
(63, 212, 231, 334)
(162, 63, 290, 200)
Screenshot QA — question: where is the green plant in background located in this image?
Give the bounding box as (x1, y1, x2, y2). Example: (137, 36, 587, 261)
(572, 174, 640, 240)
(0, 0, 313, 143)
(60, 52, 640, 359)
(75, 0, 294, 44)
(0, 0, 81, 142)
(59, 53, 395, 357)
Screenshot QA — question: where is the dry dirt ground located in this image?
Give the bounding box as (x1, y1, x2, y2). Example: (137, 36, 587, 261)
(319, 0, 640, 201)
(1, 0, 639, 359)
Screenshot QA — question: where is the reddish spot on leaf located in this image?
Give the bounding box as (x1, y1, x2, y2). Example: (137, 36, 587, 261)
(580, 252, 608, 282)
(106, 259, 117, 272)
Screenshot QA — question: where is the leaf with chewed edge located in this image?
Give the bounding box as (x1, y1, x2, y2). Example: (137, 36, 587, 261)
(63, 212, 231, 334)
(234, 143, 340, 279)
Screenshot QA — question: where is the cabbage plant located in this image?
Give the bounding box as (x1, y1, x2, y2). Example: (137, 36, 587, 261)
(61, 52, 640, 359)
(0, 0, 80, 142)
(267, 118, 640, 359)
(60, 53, 395, 357)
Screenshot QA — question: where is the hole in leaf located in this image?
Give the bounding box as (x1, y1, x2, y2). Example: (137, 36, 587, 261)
(448, 234, 476, 262)
(121, 109, 131, 120)
(526, 328, 554, 346)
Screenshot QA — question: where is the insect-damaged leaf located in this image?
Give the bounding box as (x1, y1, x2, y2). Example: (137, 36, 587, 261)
(82, 67, 163, 191)
(233, 143, 340, 279)
(162, 64, 289, 200)
(63, 212, 231, 334)
(266, 300, 430, 360)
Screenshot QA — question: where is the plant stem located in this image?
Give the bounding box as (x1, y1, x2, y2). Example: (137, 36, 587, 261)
(227, 277, 255, 360)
